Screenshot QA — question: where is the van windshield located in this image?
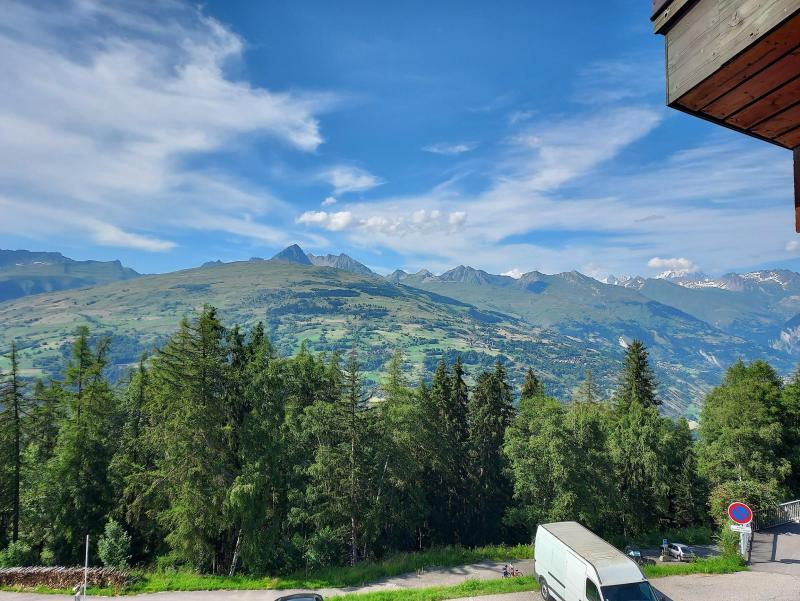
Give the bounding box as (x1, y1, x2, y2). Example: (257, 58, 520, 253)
(601, 582, 658, 601)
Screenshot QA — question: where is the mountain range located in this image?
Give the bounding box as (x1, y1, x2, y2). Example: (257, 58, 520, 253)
(2, 244, 799, 418)
(0, 249, 139, 302)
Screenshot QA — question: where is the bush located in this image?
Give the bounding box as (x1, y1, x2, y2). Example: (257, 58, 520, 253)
(304, 526, 345, 570)
(716, 526, 742, 558)
(0, 541, 36, 567)
(40, 547, 56, 566)
(154, 550, 187, 573)
(97, 518, 132, 569)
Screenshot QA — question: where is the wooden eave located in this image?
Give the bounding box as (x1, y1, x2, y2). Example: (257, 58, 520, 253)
(653, 0, 800, 230)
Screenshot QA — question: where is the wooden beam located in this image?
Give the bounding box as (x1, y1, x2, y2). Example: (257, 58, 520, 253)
(653, 0, 696, 34)
(795, 147, 800, 232)
(703, 47, 800, 119)
(678, 13, 800, 111)
(727, 75, 800, 128)
(667, 0, 800, 104)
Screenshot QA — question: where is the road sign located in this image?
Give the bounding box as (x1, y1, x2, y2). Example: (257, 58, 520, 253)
(730, 524, 752, 534)
(728, 501, 753, 525)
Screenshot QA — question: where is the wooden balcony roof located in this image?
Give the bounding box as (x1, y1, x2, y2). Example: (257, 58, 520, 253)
(653, 0, 800, 150)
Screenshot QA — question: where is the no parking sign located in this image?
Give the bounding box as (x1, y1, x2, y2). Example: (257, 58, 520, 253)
(728, 501, 753, 525)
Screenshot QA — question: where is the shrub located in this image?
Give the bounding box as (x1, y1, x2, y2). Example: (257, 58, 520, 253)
(304, 526, 345, 570)
(0, 541, 36, 567)
(39, 547, 56, 566)
(97, 519, 132, 569)
(154, 550, 186, 573)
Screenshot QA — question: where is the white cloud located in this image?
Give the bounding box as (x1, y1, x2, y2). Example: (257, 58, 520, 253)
(787, 240, 800, 252)
(0, 0, 331, 251)
(322, 196, 337, 206)
(322, 166, 383, 195)
(502, 268, 524, 279)
(448, 211, 467, 228)
(297, 210, 355, 231)
(422, 142, 477, 155)
(88, 221, 176, 252)
(647, 257, 699, 274)
(296, 207, 465, 236)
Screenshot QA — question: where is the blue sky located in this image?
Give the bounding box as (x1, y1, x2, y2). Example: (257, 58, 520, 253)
(0, 0, 795, 278)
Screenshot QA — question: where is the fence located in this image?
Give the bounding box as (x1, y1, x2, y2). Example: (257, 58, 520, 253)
(753, 499, 800, 532)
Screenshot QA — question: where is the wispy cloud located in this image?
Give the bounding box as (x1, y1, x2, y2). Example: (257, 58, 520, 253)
(422, 142, 478, 155)
(647, 257, 699, 274)
(0, 0, 332, 251)
(321, 166, 384, 195)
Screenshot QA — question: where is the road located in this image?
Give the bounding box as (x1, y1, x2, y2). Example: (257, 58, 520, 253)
(750, 521, 800, 576)
(456, 571, 800, 601)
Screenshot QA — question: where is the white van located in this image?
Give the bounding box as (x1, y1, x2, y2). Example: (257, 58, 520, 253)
(534, 522, 662, 601)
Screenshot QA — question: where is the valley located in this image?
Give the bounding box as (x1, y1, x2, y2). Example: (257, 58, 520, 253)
(2, 245, 799, 418)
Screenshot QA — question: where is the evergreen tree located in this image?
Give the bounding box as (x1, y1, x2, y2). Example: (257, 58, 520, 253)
(572, 369, 600, 404)
(372, 352, 425, 553)
(609, 343, 669, 536)
(0, 342, 28, 543)
(137, 308, 236, 572)
(466, 360, 514, 544)
(305, 348, 377, 566)
(46, 327, 118, 563)
(520, 368, 545, 400)
(615, 341, 659, 408)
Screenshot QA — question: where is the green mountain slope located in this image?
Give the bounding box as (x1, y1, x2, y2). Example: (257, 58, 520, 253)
(0, 260, 606, 402)
(392, 266, 792, 415)
(0, 249, 139, 302)
(1, 256, 790, 418)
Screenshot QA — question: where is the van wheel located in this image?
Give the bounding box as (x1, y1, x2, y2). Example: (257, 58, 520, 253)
(539, 578, 550, 601)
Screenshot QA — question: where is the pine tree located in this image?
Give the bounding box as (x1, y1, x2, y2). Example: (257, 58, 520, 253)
(520, 368, 545, 400)
(615, 341, 659, 408)
(0, 342, 28, 542)
(466, 360, 514, 544)
(46, 328, 119, 563)
(572, 369, 600, 404)
(137, 308, 236, 571)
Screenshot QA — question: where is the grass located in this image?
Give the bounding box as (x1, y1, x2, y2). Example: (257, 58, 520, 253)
(0, 546, 747, 597)
(1, 544, 533, 596)
(333, 576, 539, 601)
(643, 554, 747, 578)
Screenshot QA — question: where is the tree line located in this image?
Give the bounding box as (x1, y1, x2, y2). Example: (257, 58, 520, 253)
(1, 305, 799, 573)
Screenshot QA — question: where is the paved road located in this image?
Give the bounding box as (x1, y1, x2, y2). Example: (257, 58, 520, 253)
(460, 571, 800, 601)
(0, 560, 534, 601)
(751, 522, 800, 576)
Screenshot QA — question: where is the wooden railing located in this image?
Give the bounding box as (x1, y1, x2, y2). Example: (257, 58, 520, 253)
(753, 499, 800, 531)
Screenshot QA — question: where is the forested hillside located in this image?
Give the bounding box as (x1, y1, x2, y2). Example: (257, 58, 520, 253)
(1, 254, 792, 418)
(1, 308, 798, 575)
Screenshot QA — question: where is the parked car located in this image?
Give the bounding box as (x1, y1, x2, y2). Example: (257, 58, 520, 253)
(276, 595, 323, 601)
(624, 545, 643, 565)
(666, 543, 695, 561)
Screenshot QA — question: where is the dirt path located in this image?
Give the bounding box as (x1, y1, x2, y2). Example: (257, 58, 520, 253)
(0, 560, 534, 601)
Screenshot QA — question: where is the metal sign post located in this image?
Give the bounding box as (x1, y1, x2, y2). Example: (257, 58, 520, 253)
(728, 502, 753, 559)
(83, 535, 88, 600)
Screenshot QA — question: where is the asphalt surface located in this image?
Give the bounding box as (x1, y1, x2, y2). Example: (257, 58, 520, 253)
(466, 571, 800, 601)
(750, 522, 800, 577)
